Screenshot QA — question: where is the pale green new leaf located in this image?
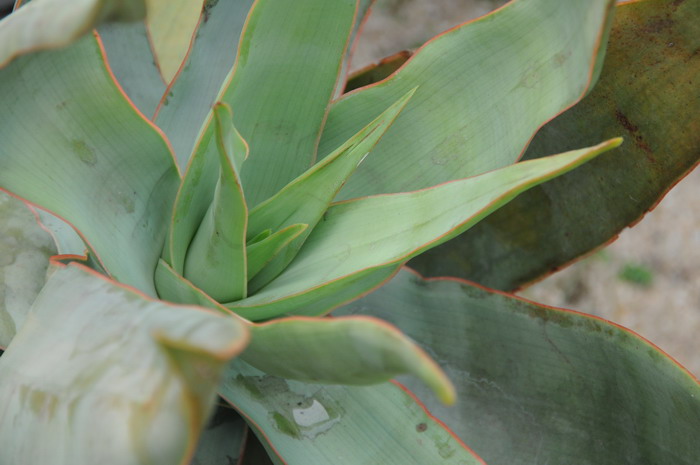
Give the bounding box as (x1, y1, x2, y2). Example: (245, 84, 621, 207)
(156, 259, 223, 311)
(246, 88, 415, 292)
(163, 123, 219, 275)
(162, 255, 399, 324)
(144, 0, 205, 84)
(0, 193, 54, 349)
(247, 224, 307, 280)
(219, 361, 484, 465)
(0, 263, 249, 465)
(243, 316, 454, 404)
(0, 0, 146, 69)
(184, 103, 249, 303)
(223, 0, 358, 207)
(229, 139, 621, 320)
(319, 0, 616, 200)
(337, 268, 700, 464)
(0, 35, 181, 296)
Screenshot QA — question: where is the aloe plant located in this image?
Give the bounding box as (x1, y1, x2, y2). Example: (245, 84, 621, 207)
(0, 0, 698, 464)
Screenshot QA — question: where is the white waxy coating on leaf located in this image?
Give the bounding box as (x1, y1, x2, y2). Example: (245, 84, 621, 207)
(0, 193, 54, 349)
(0, 264, 249, 465)
(0, 0, 146, 69)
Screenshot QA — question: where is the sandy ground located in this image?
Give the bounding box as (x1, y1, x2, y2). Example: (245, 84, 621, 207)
(353, 0, 700, 376)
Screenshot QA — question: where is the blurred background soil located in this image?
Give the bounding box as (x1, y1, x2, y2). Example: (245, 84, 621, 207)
(352, 0, 700, 376)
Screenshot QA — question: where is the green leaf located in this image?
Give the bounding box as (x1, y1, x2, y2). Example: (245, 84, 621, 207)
(228, 266, 400, 322)
(337, 268, 700, 464)
(154, 0, 255, 168)
(191, 405, 248, 465)
(163, 117, 220, 275)
(246, 224, 307, 281)
(319, 0, 616, 200)
(155, 259, 224, 311)
(0, 0, 146, 69)
(410, 0, 700, 290)
(242, 316, 454, 404)
(0, 35, 181, 296)
(246, 88, 416, 292)
(183, 103, 249, 302)
(98, 22, 166, 117)
(223, 0, 358, 207)
(162, 99, 249, 276)
(0, 193, 54, 349)
(219, 360, 484, 465)
(0, 263, 249, 465)
(248, 229, 272, 246)
(230, 140, 620, 320)
(144, 0, 205, 84)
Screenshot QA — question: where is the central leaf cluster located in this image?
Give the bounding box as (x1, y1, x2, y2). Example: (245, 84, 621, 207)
(156, 92, 416, 310)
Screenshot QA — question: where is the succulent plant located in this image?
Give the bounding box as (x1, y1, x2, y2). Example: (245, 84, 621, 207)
(0, 0, 698, 464)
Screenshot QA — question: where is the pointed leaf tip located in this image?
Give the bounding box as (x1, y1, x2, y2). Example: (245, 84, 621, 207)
(244, 87, 417, 293)
(213, 102, 249, 173)
(241, 315, 456, 405)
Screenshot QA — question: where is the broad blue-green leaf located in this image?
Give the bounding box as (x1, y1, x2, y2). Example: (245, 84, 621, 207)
(229, 140, 620, 320)
(223, 0, 358, 207)
(153, 263, 444, 406)
(337, 267, 700, 464)
(0, 263, 249, 465)
(243, 316, 454, 404)
(409, 0, 700, 290)
(98, 21, 165, 117)
(246, 88, 415, 292)
(0, 35, 181, 296)
(154, 0, 255, 167)
(219, 361, 484, 465)
(247, 224, 307, 281)
(184, 103, 249, 302)
(319, 0, 616, 200)
(144, 0, 205, 84)
(0, 193, 54, 349)
(0, 0, 146, 68)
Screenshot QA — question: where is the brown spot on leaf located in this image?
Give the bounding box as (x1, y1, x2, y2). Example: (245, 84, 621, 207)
(643, 18, 675, 34)
(671, 0, 686, 9)
(416, 422, 428, 432)
(614, 110, 638, 133)
(614, 110, 655, 161)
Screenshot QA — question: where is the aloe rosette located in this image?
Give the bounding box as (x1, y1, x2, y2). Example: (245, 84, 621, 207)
(0, 0, 698, 464)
